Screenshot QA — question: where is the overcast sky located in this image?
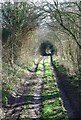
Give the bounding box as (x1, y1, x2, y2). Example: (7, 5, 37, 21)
(30, 0, 70, 3)
(34, 0, 69, 2)
(0, 0, 70, 3)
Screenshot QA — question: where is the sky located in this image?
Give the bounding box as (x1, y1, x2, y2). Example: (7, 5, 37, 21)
(0, 0, 70, 3)
(33, 0, 69, 3)
(30, 0, 70, 3)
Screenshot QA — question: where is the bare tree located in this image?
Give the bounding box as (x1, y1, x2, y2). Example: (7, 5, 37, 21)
(40, 1, 81, 49)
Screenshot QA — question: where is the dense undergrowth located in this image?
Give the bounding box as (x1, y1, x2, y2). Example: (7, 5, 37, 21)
(2, 62, 28, 106)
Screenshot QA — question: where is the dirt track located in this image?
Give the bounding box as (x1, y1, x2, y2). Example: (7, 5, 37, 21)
(2, 56, 81, 120)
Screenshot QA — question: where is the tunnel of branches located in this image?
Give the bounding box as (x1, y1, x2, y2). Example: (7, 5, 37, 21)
(2, 1, 81, 120)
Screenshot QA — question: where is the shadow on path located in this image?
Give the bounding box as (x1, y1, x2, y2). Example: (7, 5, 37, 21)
(50, 55, 81, 120)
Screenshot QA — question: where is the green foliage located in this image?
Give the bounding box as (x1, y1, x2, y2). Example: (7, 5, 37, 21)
(53, 59, 81, 91)
(41, 58, 68, 120)
(20, 105, 29, 119)
(53, 60, 68, 75)
(36, 62, 43, 76)
(2, 63, 26, 96)
(2, 89, 11, 106)
(3, 56, 80, 119)
(69, 72, 81, 89)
